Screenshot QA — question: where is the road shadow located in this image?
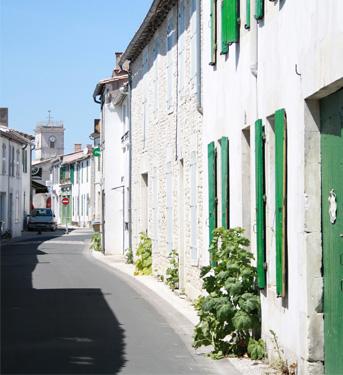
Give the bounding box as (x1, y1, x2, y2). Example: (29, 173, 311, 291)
(1, 232, 126, 374)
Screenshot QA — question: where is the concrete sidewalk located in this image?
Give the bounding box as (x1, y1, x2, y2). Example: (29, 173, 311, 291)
(90, 248, 272, 375)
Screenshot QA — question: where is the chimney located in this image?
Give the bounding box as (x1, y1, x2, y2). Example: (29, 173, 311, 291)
(74, 144, 82, 152)
(115, 52, 123, 70)
(0, 108, 8, 127)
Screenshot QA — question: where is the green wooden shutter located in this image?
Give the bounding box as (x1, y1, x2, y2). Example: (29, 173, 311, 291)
(275, 108, 287, 297)
(245, 0, 250, 29)
(255, 120, 266, 289)
(255, 0, 264, 20)
(60, 166, 66, 183)
(70, 164, 75, 184)
(221, 136, 229, 229)
(221, 0, 229, 54)
(208, 142, 217, 244)
(227, 0, 239, 44)
(210, 0, 217, 65)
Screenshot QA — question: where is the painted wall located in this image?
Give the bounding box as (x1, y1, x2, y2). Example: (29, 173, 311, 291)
(0, 135, 31, 237)
(101, 87, 125, 255)
(202, 1, 343, 373)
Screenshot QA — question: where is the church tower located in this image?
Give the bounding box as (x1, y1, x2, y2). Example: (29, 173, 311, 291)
(34, 112, 64, 160)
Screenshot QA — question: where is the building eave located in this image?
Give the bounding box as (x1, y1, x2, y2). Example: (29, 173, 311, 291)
(119, 0, 177, 66)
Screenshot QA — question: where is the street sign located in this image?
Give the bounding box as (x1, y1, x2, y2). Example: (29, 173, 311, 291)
(62, 197, 70, 205)
(93, 147, 101, 157)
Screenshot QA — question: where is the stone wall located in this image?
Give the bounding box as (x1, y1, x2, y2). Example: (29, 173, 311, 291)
(131, 1, 205, 300)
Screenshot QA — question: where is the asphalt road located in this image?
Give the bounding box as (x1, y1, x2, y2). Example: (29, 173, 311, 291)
(0, 229, 239, 375)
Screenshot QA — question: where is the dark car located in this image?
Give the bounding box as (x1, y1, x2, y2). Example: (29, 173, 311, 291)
(28, 208, 57, 232)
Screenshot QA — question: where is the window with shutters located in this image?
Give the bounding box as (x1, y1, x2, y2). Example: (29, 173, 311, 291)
(166, 13, 175, 113)
(255, 119, 266, 289)
(16, 149, 20, 177)
(141, 173, 149, 234)
(152, 168, 159, 252)
(190, 0, 198, 85)
(22, 149, 27, 173)
(208, 142, 217, 245)
(220, 136, 229, 229)
(255, 0, 264, 20)
(274, 109, 287, 297)
(227, 0, 239, 44)
(242, 127, 251, 239)
(190, 151, 197, 263)
(221, 0, 229, 54)
(178, 0, 186, 98)
(86, 160, 89, 183)
(166, 162, 173, 252)
(15, 192, 19, 223)
(143, 100, 147, 149)
(152, 39, 159, 113)
(2, 143, 6, 175)
(245, 0, 251, 29)
(210, 0, 217, 65)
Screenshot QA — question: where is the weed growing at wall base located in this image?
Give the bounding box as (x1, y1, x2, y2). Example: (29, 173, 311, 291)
(193, 227, 263, 360)
(134, 232, 152, 275)
(90, 232, 102, 252)
(165, 249, 179, 290)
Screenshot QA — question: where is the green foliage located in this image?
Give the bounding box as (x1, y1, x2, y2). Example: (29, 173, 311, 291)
(125, 248, 134, 264)
(165, 249, 179, 290)
(193, 227, 262, 359)
(134, 232, 152, 276)
(247, 338, 266, 360)
(90, 232, 102, 252)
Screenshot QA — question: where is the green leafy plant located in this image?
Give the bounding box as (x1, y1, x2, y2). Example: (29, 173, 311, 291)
(134, 232, 152, 276)
(165, 249, 179, 290)
(125, 248, 134, 264)
(248, 338, 266, 360)
(193, 227, 261, 359)
(90, 232, 102, 252)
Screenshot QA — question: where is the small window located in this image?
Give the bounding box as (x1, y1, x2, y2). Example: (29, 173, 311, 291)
(2, 143, 6, 175)
(16, 149, 20, 177)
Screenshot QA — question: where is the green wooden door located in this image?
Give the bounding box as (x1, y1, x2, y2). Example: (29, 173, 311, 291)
(321, 89, 343, 375)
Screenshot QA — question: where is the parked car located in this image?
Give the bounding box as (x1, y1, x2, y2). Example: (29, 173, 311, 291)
(28, 208, 57, 232)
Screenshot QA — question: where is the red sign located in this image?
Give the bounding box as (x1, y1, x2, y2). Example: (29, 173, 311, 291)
(61, 197, 70, 205)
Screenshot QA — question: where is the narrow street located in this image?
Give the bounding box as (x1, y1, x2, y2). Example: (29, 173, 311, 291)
(0, 229, 238, 375)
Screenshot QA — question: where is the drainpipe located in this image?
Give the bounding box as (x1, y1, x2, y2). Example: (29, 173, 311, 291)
(196, 0, 203, 114)
(175, 0, 179, 161)
(128, 71, 133, 253)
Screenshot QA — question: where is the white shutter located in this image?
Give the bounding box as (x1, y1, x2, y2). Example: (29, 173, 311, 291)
(190, 151, 197, 262)
(166, 162, 173, 253)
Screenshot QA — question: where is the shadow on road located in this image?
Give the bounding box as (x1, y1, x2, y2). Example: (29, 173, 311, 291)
(1, 232, 126, 374)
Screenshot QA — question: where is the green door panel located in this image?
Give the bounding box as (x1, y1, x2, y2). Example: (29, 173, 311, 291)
(321, 88, 343, 375)
(208, 142, 217, 244)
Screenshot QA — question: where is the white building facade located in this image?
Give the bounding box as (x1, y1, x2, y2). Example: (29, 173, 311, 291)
(120, 0, 205, 299)
(0, 124, 33, 238)
(202, 1, 343, 374)
(93, 64, 129, 255)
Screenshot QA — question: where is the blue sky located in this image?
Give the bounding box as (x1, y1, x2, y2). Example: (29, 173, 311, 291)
(0, 0, 151, 155)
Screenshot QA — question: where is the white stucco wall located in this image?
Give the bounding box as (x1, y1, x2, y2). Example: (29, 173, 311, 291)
(102, 88, 126, 255)
(202, 1, 343, 373)
(0, 135, 31, 238)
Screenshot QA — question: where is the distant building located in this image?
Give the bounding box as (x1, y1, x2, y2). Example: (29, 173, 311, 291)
(32, 117, 65, 208)
(50, 145, 94, 228)
(34, 120, 64, 161)
(0, 109, 34, 237)
(93, 53, 129, 255)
